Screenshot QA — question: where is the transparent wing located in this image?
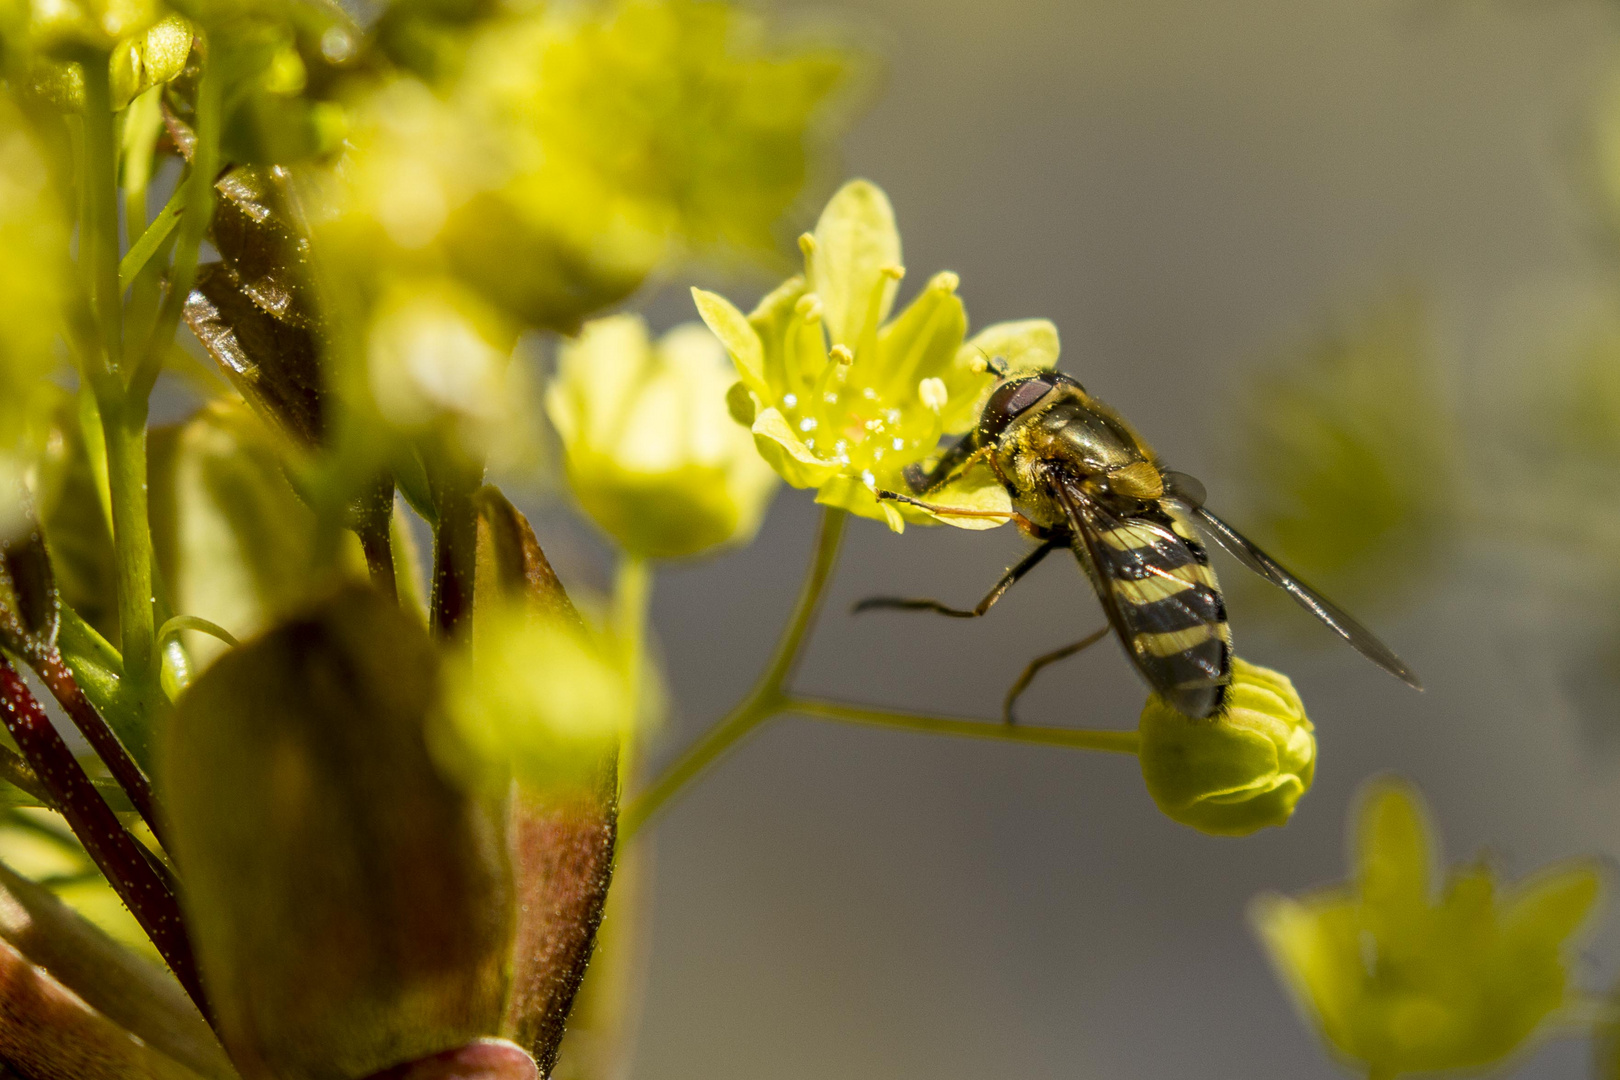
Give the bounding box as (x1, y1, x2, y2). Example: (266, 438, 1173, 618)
(1178, 502, 1422, 690)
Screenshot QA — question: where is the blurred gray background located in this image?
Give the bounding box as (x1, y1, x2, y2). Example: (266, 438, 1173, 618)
(534, 0, 1620, 1076)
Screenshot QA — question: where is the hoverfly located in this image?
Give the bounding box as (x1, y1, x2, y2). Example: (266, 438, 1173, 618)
(856, 363, 1420, 720)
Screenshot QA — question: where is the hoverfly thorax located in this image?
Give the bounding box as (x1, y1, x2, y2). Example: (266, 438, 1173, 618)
(980, 373, 1165, 527)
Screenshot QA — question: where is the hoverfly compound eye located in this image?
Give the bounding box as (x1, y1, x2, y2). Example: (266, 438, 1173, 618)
(979, 377, 1055, 439)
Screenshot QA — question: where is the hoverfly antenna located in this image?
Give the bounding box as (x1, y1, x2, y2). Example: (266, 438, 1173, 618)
(969, 346, 1009, 378)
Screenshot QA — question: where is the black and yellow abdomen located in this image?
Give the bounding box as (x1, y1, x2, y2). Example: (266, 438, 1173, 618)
(1080, 503, 1232, 718)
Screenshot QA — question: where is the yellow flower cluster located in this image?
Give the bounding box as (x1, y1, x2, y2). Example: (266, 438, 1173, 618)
(696, 179, 1061, 530)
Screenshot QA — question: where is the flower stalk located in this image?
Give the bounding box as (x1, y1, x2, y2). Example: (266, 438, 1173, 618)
(622, 506, 1147, 840)
(621, 506, 847, 839)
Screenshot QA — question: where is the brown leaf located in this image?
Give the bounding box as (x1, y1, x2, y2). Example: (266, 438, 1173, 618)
(184, 264, 323, 447)
(472, 489, 577, 629)
(165, 586, 513, 1080)
(471, 490, 617, 1072)
(210, 166, 314, 330)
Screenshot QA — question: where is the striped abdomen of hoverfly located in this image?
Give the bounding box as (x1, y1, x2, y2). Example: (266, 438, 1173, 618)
(1068, 494, 1232, 718)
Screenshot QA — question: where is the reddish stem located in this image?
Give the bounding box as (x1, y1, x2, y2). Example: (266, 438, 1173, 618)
(0, 659, 207, 1016)
(32, 651, 166, 850)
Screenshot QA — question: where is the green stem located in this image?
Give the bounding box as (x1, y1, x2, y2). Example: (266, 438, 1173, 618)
(99, 394, 159, 715)
(79, 56, 122, 377)
(621, 508, 847, 840)
(786, 698, 1141, 754)
(131, 43, 219, 402)
(613, 555, 653, 719)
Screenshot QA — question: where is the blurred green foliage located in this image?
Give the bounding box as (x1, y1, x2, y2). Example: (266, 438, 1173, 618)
(1233, 294, 1457, 614)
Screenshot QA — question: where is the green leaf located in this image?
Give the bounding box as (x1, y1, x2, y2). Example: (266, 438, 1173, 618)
(164, 585, 512, 1079)
(148, 402, 362, 668)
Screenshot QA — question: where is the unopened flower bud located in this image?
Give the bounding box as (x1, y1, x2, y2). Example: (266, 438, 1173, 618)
(1137, 658, 1315, 836)
(546, 315, 778, 561)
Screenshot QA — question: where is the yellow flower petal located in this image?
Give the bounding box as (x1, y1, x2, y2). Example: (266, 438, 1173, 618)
(751, 407, 839, 490)
(808, 179, 901, 349)
(962, 318, 1061, 375)
(693, 287, 767, 396)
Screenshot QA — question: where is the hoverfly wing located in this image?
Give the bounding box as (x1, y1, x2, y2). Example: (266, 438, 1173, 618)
(1181, 504, 1422, 691)
(1048, 470, 1231, 718)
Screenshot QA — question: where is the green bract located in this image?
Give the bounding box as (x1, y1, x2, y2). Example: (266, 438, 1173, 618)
(1253, 779, 1603, 1077)
(547, 315, 778, 561)
(21, 0, 160, 56)
(694, 179, 1061, 530)
(1137, 658, 1315, 837)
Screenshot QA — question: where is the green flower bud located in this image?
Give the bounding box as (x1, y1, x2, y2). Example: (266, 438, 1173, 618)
(1137, 657, 1315, 837)
(1253, 779, 1604, 1077)
(107, 13, 189, 109)
(546, 315, 778, 561)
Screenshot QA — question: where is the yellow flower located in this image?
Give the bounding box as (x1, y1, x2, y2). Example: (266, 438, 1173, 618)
(0, 96, 68, 540)
(694, 178, 1061, 531)
(441, 603, 636, 800)
(546, 315, 778, 561)
(1137, 658, 1315, 837)
(1253, 779, 1603, 1077)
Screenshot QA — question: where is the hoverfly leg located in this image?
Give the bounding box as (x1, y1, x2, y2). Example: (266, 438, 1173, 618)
(853, 539, 1060, 618)
(872, 487, 1023, 524)
(1000, 626, 1111, 725)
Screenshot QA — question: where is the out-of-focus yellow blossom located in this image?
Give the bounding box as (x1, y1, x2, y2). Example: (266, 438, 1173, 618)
(1137, 658, 1314, 837)
(316, 0, 851, 336)
(0, 97, 68, 541)
(695, 178, 1061, 530)
(1253, 779, 1603, 1078)
(20, 0, 160, 56)
(546, 315, 777, 561)
(364, 276, 519, 445)
(440, 603, 636, 800)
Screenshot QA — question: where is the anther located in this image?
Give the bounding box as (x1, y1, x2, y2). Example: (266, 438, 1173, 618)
(830, 344, 854, 365)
